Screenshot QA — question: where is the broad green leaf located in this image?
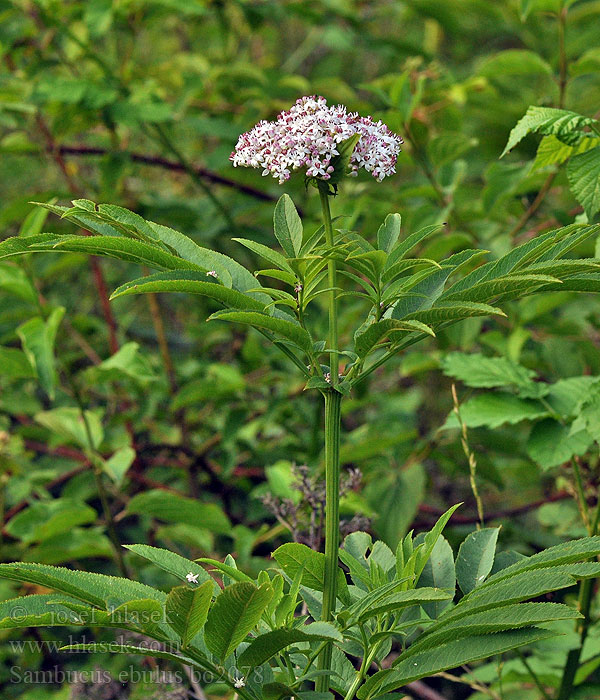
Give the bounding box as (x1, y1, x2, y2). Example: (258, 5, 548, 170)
(413, 503, 462, 579)
(71, 598, 166, 635)
(91, 342, 157, 386)
(475, 536, 600, 589)
(126, 491, 231, 534)
(124, 544, 215, 588)
(502, 106, 597, 157)
(256, 268, 298, 286)
(381, 257, 441, 286)
(33, 235, 204, 272)
(274, 194, 303, 257)
(533, 134, 599, 171)
(209, 310, 313, 354)
(547, 376, 600, 419)
(340, 579, 414, 622)
(0, 347, 35, 379)
(0, 233, 70, 260)
(0, 594, 82, 629)
(357, 628, 556, 698)
(110, 271, 265, 310)
(25, 529, 113, 566)
(370, 463, 426, 548)
(442, 393, 548, 429)
(479, 50, 552, 78)
(141, 219, 266, 299)
(35, 407, 104, 450)
(166, 581, 213, 647)
(0, 562, 166, 609)
(526, 419, 592, 470)
(5, 499, 97, 544)
(390, 268, 453, 319)
(19, 201, 55, 236)
(17, 307, 65, 400)
(204, 582, 273, 661)
(440, 273, 560, 306)
(348, 588, 455, 625)
(237, 625, 342, 669)
(385, 224, 443, 266)
(196, 558, 253, 583)
(441, 563, 600, 624)
(272, 543, 350, 604)
(567, 146, 600, 219)
(571, 383, 600, 442)
(233, 238, 295, 275)
(354, 319, 435, 357)
(404, 602, 579, 658)
(405, 301, 505, 325)
(416, 535, 455, 619)
(376, 213, 401, 253)
(455, 528, 500, 594)
(0, 263, 37, 303)
(103, 446, 136, 484)
(441, 224, 583, 299)
(441, 352, 540, 394)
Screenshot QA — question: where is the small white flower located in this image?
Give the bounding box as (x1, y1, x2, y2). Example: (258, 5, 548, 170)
(233, 678, 246, 688)
(186, 572, 199, 584)
(324, 372, 331, 383)
(206, 270, 218, 278)
(294, 283, 303, 294)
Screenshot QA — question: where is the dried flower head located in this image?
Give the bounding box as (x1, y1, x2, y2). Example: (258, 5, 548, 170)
(230, 95, 402, 184)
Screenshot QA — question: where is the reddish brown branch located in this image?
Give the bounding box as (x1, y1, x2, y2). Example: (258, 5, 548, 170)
(90, 256, 119, 354)
(56, 144, 276, 202)
(418, 490, 571, 525)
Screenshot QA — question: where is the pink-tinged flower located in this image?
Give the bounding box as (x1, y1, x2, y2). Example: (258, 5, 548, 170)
(230, 96, 402, 185)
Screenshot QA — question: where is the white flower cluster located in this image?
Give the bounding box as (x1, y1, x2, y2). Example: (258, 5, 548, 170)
(230, 96, 402, 184)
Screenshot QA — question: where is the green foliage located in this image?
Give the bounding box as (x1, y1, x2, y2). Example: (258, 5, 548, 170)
(443, 352, 600, 469)
(2, 1, 600, 698)
(204, 581, 274, 661)
(166, 581, 213, 648)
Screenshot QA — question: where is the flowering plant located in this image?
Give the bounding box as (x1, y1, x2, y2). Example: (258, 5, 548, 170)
(2, 97, 600, 700)
(231, 95, 402, 184)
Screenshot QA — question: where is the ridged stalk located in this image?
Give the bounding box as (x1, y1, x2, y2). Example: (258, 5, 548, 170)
(317, 389, 342, 692)
(316, 181, 342, 693)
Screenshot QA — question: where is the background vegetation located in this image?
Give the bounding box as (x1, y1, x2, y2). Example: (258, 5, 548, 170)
(1, 0, 600, 698)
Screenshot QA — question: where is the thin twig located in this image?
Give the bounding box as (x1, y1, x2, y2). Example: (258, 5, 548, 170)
(436, 671, 501, 700)
(507, 172, 557, 240)
(417, 490, 571, 525)
(142, 267, 178, 395)
(54, 145, 276, 202)
(452, 383, 484, 528)
(516, 650, 552, 700)
(405, 680, 448, 700)
(184, 665, 208, 700)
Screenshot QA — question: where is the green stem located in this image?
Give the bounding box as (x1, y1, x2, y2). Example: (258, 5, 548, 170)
(557, 495, 600, 700)
(571, 456, 590, 532)
(516, 650, 552, 700)
(318, 182, 338, 385)
(343, 628, 383, 700)
(316, 388, 342, 693)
